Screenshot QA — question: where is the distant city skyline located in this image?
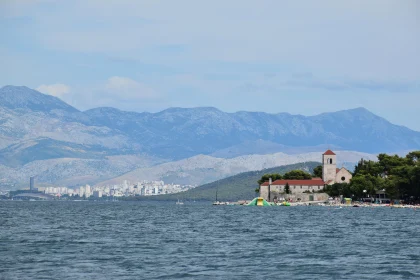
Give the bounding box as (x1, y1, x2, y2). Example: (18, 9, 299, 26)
(1, 1, 419, 130)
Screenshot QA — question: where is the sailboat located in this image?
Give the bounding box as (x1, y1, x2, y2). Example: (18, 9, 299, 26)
(212, 188, 221, 205)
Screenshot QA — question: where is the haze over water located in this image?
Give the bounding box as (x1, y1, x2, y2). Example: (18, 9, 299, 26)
(1, 201, 419, 279)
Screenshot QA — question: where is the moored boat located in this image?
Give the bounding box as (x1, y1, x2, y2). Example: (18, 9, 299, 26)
(176, 199, 184, 205)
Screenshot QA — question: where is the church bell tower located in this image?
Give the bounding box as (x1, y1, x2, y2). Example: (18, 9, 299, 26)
(322, 150, 337, 184)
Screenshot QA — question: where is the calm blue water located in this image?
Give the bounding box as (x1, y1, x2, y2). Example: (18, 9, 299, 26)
(0, 201, 419, 279)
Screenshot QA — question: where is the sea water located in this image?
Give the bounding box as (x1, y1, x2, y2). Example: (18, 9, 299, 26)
(0, 201, 419, 279)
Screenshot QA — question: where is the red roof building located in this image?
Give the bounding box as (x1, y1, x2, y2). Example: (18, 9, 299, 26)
(323, 149, 336, 155)
(260, 178, 325, 187)
(259, 178, 326, 200)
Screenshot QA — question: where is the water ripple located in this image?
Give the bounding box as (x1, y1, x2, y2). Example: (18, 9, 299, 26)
(0, 201, 419, 279)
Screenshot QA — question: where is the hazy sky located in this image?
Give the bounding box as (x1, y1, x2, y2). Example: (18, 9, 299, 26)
(1, 0, 419, 130)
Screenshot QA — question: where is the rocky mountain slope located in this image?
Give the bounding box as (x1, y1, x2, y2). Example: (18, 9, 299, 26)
(1, 85, 419, 188)
(0, 86, 136, 152)
(85, 106, 420, 159)
(0, 85, 78, 113)
(0, 86, 162, 188)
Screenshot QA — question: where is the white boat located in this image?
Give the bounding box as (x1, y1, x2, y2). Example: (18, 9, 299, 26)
(212, 189, 221, 205)
(176, 199, 184, 205)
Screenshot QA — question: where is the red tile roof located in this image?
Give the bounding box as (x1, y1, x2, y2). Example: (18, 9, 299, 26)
(261, 179, 325, 186)
(323, 149, 336, 155)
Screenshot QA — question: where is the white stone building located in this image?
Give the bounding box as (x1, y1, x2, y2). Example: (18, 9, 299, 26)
(322, 150, 352, 184)
(260, 178, 325, 201)
(259, 149, 353, 201)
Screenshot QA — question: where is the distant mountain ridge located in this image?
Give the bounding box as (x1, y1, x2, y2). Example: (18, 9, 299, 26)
(1, 85, 419, 187)
(3, 85, 420, 157)
(0, 86, 78, 113)
(85, 105, 420, 158)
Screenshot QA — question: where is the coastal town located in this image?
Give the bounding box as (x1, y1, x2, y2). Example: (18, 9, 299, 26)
(46, 180, 197, 198)
(2, 180, 196, 200)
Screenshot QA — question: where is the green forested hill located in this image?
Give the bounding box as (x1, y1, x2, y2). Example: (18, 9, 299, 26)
(129, 161, 320, 201)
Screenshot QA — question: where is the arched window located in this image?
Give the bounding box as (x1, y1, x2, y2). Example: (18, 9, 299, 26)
(329, 159, 333, 164)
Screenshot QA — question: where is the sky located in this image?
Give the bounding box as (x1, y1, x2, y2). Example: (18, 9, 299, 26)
(1, 0, 419, 130)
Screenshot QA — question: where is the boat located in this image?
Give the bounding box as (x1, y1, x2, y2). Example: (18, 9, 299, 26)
(212, 188, 220, 205)
(176, 199, 184, 205)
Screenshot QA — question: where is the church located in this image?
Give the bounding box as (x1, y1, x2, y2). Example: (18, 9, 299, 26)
(322, 150, 352, 185)
(259, 150, 352, 201)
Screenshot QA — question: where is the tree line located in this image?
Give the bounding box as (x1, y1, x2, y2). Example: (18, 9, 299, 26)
(257, 169, 313, 185)
(324, 151, 420, 202)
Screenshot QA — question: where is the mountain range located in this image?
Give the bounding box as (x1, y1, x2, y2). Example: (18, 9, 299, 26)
(1, 85, 419, 188)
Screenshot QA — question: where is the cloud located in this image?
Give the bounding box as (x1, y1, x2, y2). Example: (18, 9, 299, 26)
(55, 76, 162, 112)
(237, 71, 419, 94)
(104, 76, 158, 100)
(284, 75, 418, 92)
(36, 83, 70, 97)
(19, 0, 418, 79)
(0, 0, 54, 18)
(2, 0, 420, 130)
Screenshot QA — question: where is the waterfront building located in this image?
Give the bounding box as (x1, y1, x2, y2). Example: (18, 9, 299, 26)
(29, 176, 36, 191)
(79, 186, 85, 197)
(93, 190, 102, 198)
(85, 185, 91, 198)
(260, 178, 325, 201)
(260, 150, 353, 201)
